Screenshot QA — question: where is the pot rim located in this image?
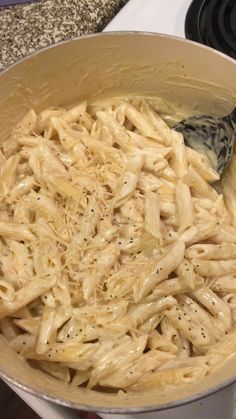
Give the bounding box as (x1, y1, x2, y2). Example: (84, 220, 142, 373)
(1, 30, 235, 75)
(1, 368, 236, 413)
(1, 30, 236, 413)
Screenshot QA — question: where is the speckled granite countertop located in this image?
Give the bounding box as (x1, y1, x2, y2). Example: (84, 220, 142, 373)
(0, 0, 128, 71)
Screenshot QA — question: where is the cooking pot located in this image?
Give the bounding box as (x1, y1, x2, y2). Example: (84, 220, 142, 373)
(0, 32, 236, 418)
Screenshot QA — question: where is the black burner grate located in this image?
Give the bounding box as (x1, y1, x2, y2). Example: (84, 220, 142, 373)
(185, 0, 236, 58)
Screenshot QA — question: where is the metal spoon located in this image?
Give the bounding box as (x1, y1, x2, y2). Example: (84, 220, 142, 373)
(174, 107, 236, 174)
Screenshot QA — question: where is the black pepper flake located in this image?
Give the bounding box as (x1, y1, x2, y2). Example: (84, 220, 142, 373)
(178, 316, 181, 320)
(186, 268, 189, 272)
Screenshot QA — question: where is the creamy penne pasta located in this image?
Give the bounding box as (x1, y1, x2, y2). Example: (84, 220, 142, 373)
(185, 243, 236, 260)
(0, 96, 236, 394)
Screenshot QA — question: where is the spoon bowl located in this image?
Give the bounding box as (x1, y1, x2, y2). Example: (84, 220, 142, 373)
(174, 108, 236, 174)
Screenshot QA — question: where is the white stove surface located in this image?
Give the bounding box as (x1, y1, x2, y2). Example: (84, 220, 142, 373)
(104, 0, 192, 38)
(6, 1, 236, 418)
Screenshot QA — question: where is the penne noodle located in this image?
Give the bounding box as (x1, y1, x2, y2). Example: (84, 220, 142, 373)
(140, 100, 172, 145)
(124, 103, 164, 143)
(15, 109, 37, 137)
(96, 110, 132, 151)
(176, 258, 197, 290)
(0, 317, 20, 342)
(144, 191, 161, 240)
(221, 176, 236, 226)
(145, 275, 203, 300)
(0, 154, 21, 198)
(32, 360, 70, 383)
(100, 349, 175, 389)
(122, 296, 177, 328)
(192, 258, 236, 278)
(183, 165, 218, 200)
(129, 364, 207, 391)
(185, 146, 219, 183)
(175, 181, 194, 232)
(36, 306, 56, 355)
(164, 304, 215, 351)
(185, 243, 236, 260)
(0, 276, 56, 319)
(88, 336, 146, 388)
(147, 330, 178, 353)
(211, 224, 236, 243)
(71, 369, 91, 386)
(0, 221, 35, 241)
(114, 154, 144, 208)
(211, 276, 236, 293)
(169, 130, 188, 179)
(192, 287, 232, 331)
(180, 218, 220, 246)
(178, 295, 225, 340)
(14, 317, 41, 335)
(134, 240, 185, 300)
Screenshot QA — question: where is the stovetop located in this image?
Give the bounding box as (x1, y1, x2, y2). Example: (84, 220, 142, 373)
(185, 0, 236, 58)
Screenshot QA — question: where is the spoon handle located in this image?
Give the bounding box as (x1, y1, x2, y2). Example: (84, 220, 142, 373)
(230, 107, 236, 126)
